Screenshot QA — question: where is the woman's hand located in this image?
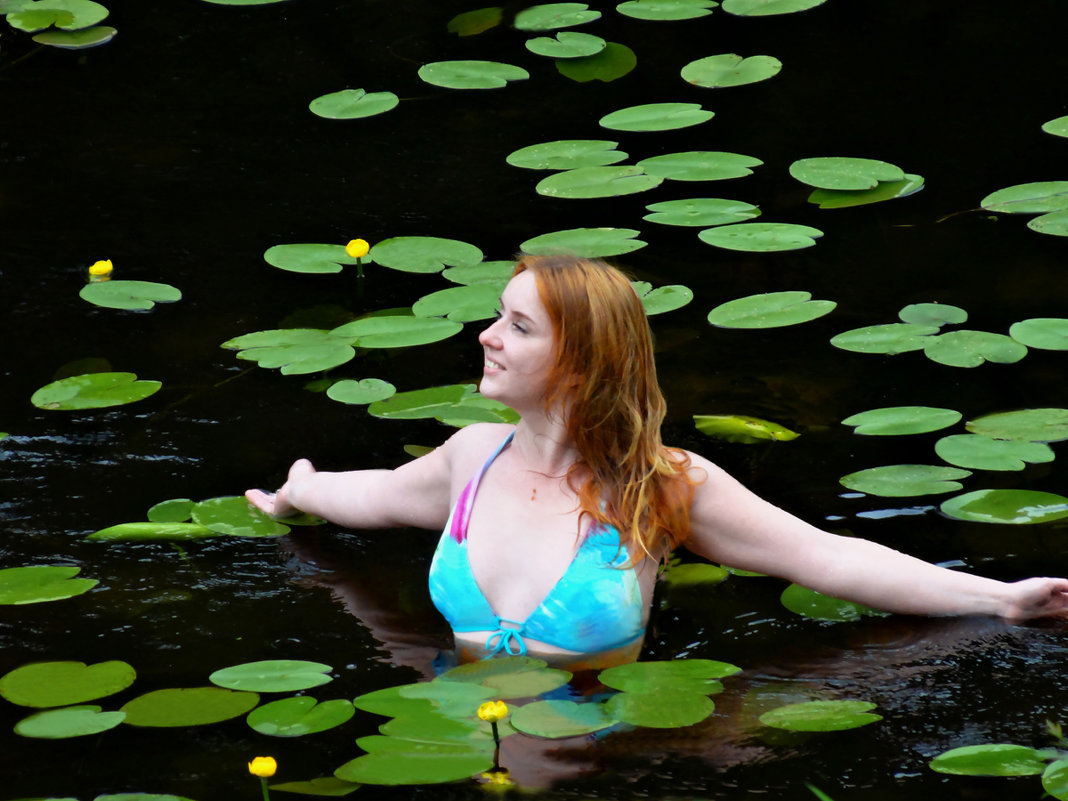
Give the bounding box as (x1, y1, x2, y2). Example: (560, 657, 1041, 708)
(1000, 577, 1068, 621)
(245, 459, 316, 518)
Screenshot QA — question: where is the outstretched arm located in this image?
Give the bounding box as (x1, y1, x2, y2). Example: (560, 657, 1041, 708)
(683, 452, 1068, 621)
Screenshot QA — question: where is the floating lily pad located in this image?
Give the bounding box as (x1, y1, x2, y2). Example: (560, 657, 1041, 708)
(31, 372, 161, 410)
(637, 151, 762, 181)
(210, 660, 333, 692)
(336, 741, 494, 784)
(694, 414, 798, 443)
(699, 222, 823, 251)
(87, 522, 216, 541)
(506, 139, 626, 170)
(605, 691, 715, 728)
(510, 699, 617, 738)
(898, 302, 968, 327)
(934, 434, 1055, 471)
(352, 685, 437, 718)
(201, 0, 289, 4)
(514, 2, 601, 30)
(599, 659, 740, 695)
(147, 498, 194, 523)
(681, 54, 782, 88)
(526, 30, 605, 57)
(940, 489, 1068, 524)
(707, 291, 835, 328)
(330, 316, 463, 348)
(264, 243, 364, 274)
(309, 89, 400, 120)
(841, 406, 962, 436)
(644, 198, 760, 227)
(447, 6, 503, 36)
(0, 565, 97, 605)
(661, 562, 730, 587)
(520, 227, 645, 257)
(33, 24, 116, 48)
(536, 165, 662, 198)
(759, 700, 881, 731)
(15, 705, 126, 739)
(1043, 759, 1068, 800)
(368, 384, 515, 426)
(1028, 211, 1068, 236)
(830, 323, 938, 354)
(443, 260, 516, 285)
(556, 41, 637, 82)
(96, 795, 197, 801)
(438, 655, 548, 685)
(412, 284, 503, 322)
(369, 237, 483, 273)
(839, 464, 971, 497)
(120, 687, 260, 727)
(269, 776, 360, 797)
(7, 0, 107, 31)
(397, 680, 495, 713)
(789, 157, 905, 190)
(230, 331, 355, 374)
(1042, 115, 1068, 138)
(638, 285, 693, 315)
(326, 379, 396, 405)
(981, 181, 1068, 214)
(930, 744, 1048, 776)
(722, 0, 827, 15)
(379, 711, 495, 744)
(616, 0, 717, 20)
(191, 496, 290, 537)
(247, 696, 354, 736)
(79, 279, 181, 310)
(808, 174, 925, 208)
(922, 330, 1027, 368)
(780, 584, 888, 622)
(418, 60, 529, 89)
(0, 660, 136, 707)
(599, 102, 714, 132)
(966, 408, 1068, 442)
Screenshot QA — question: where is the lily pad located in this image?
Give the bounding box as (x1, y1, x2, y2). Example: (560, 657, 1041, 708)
(599, 102, 714, 132)
(510, 699, 617, 738)
(898, 302, 968, 327)
(930, 744, 1048, 776)
(681, 54, 782, 88)
(352, 685, 437, 718)
(981, 181, 1068, 213)
(694, 414, 798, 443)
(922, 330, 1027, 368)
(1044, 759, 1068, 800)
(397, 680, 495, 712)
(707, 291, 835, 328)
(934, 434, 1055, 471)
(368, 384, 513, 425)
(87, 522, 216, 541)
(506, 139, 626, 170)
(0, 660, 136, 707)
(759, 700, 881, 731)
(660, 562, 730, 587)
(330, 316, 463, 348)
(147, 498, 194, 523)
(789, 157, 905, 190)
(1042, 115, 1068, 138)
(79, 280, 181, 310)
(839, 464, 971, 497)
(369, 237, 483, 273)
(638, 285, 693, 315)
(520, 227, 646, 257)
(0, 565, 97, 605)
(808, 174, 925, 209)
(1028, 211, 1068, 236)
(264, 243, 364, 274)
(830, 323, 939, 354)
(326, 379, 396, 405)
(33, 24, 116, 48)
(269, 776, 360, 796)
(536, 165, 662, 198)
(210, 660, 333, 692)
(418, 60, 529, 89)
(335, 741, 494, 784)
(722, 0, 827, 13)
(940, 489, 1068, 524)
(31, 372, 161, 410)
(616, 0, 717, 20)
(7, 0, 107, 31)
(526, 30, 605, 58)
(191, 496, 290, 537)
(443, 260, 516, 285)
(120, 687, 260, 727)
(222, 328, 355, 375)
(644, 198, 761, 227)
(841, 406, 962, 436)
(247, 696, 354, 736)
(599, 659, 740, 694)
(966, 408, 1068, 442)
(15, 705, 126, 739)
(699, 222, 823, 251)
(447, 6, 503, 36)
(309, 89, 399, 120)
(412, 284, 502, 322)
(556, 41, 637, 82)
(379, 711, 495, 744)
(780, 584, 887, 622)
(605, 691, 715, 727)
(514, 2, 600, 30)
(637, 151, 762, 181)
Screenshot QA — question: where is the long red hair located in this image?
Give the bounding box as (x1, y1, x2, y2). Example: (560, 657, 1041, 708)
(514, 253, 699, 561)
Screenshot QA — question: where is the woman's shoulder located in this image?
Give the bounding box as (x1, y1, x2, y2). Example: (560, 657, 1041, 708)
(440, 422, 516, 473)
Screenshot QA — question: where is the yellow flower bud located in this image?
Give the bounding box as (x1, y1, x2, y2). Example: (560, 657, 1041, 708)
(248, 756, 277, 778)
(345, 239, 370, 259)
(88, 259, 113, 281)
(477, 700, 508, 722)
(480, 767, 514, 786)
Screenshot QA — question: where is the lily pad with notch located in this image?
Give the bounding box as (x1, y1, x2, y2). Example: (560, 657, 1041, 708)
(326, 379, 396, 405)
(412, 284, 503, 322)
(830, 323, 939, 354)
(536, 165, 662, 198)
(1043, 758, 1068, 799)
(556, 41, 637, 82)
(616, 0, 717, 20)
(965, 408, 1068, 442)
(898, 302, 967, 327)
(644, 198, 760, 227)
(0, 565, 97, 605)
(780, 584, 888, 622)
(759, 700, 881, 731)
(443, 260, 516, 285)
(247, 696, 354, 736)
(934, 434, 1055, 471)
(681, 54, 782, 88)
(7, 0, 108, 31)
(31, 372, 162, 410)
(600, 102, 714, 132)
(329, 316, 463, 348)
(336, 739, 494, 784)
(210, 660, 333, 692)
(269, 776, 360, 797)
(148, 498, 194, 523)
(637, 151, 762, 181)
(309, 89, 399, 120)
(510, 699, 617, 738)
(839, 464, 971, 497)
(507, 139, 626, 170)
(514, 2, 601, 30)
(191, 496, 290, 537)
(922, 330, 1027, 368)
(636, 284, 693, 315)
(841, 406, 962, 436)
(707, 291, 835, 328)
(33, 23, 116, 48)
(447, 6, 503, 36)
(605, 690, 715, 728)
(521, 227, 645, 257)
(418, 60, 529, 89)
(15, 705, 126, 739)
(698, 222, 822, 252)
(599, 659, 740, 695)
(369, 237, 482, 274)
(940, 489, 1068, 524)
(981, 181, 1068, 214)
(264, 243, 366, 274)
(79, 280, 182, 310)
(807, 174, 925, 209)
(789, 157, 905, 190)
(1042, 116, 1068, 138)
(526, 30, 605, 58)
(0, 660, 136, 707)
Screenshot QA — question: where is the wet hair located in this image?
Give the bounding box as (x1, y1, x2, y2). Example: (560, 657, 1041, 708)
(514, 253, 699, 561)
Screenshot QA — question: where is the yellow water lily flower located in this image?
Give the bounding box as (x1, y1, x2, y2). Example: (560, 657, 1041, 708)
(345, 239, 370, 259)
(477, 700, 509, 722)
(479, 767, 514, 787)
(88, 259, 113, 281)
(248, 756, 277, 778)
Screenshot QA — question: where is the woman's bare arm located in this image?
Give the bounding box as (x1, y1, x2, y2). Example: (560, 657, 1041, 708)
(683, 451, 1068, 621)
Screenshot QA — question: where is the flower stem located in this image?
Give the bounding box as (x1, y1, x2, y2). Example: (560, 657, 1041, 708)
(260, 776, 271, 801)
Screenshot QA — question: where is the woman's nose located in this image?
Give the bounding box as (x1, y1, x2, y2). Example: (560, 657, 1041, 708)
(479, 318, 502, 347)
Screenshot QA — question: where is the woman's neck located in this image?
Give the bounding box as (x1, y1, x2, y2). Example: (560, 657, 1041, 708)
(512, 413, 579, 477)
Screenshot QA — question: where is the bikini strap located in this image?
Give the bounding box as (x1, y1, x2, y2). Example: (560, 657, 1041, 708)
(448, 430, 516, 543)
(485, 617, 528, 656)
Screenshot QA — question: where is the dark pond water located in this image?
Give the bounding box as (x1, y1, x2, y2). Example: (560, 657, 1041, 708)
(2, 0, 1068, 798)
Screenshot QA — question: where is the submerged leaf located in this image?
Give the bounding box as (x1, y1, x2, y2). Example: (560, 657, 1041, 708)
(33, 24, 116, 49)
(555, 41, 637, 82)
(447, 6, 503, 36)
(780, 584, 887, 621)
(807, 174, 924, 209)
(694, 414, 799, 443)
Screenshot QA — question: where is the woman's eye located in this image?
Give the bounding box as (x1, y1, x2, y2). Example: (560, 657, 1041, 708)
(512, 323, 526, 333)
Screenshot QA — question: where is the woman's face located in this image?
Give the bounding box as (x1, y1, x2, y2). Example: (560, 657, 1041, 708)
(478, 270, 557, 411)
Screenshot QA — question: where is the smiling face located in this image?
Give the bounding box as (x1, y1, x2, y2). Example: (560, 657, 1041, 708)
(477, 270, 558, 413)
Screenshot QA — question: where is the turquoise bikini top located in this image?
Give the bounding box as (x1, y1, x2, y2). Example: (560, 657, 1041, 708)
(428, 431, 645, 656)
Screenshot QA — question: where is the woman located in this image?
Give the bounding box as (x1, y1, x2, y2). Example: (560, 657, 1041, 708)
(247, 254, 1068, 668)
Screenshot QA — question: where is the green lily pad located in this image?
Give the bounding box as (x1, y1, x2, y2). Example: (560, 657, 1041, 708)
(722, 0, 826, 12)
(191, 496, 290, 537)
(694, 414, 799, 443)
(438, 655, 548, 684)
(599, 102, 714, 132)
(120, 687, 260, 727)
(147, 498, 194, 523)
(418, 60, 529, 89)
(269, 776, 360, 796)
(7, 0, 107, 31)
(930, 744, 1048, 776)
(660, 562, 730, 587)
(605, 691, 715, 728)
(210, 660, 332, 692)
(526, 30, 605, 58)
(1042, 115, 1068, 138)
(759, 700, 881, 731)
(599, 659, 740, 694)
(707, 291, 835, 328)
(637, 151, 762, 181)
(264, 243, 364, 274)
(514, 2, 601, 30)
(379, 711, 495, 744)
(447, 6, 503, 36)
(352, 685, 437, 718)
(681, 54, 782, 88)
(934, 434, 1055, 471)
(830, 323, 939, 354)
(247, 696, 354, 736)
(309, 89, 399, 119)
(33, 24, 116, 48)
(966, 408, 1068, 442)
(336, 741, 494, 784)
(79, 280, 182, 310)
(780, 584, 888, 622)
(397, 680, 495, 713)
(536, 165, 662, 198)
(87, 522, 216, 541)
(839, 464, 971, 497)
(940, 489, 1068, 524)
(1043, 759, 1068, 800)
(506, 139, 626, 170)
(898, 302, 968, 327)
(841, 406, 962, 436)
(369, 237, 483, 274)
(510, 699, 617, 738)
(330, 316, 463, 348)
(644, 198, 761, 227)
(367, 384, 509, 425)
(31, 372, 161, 410)
(981, 181, 1068, 214)
(15, 705, 126, 739)
(221, 329, 355, 375)
(922, 330, 1027, 368)
(0, 565, 97, 605)
(443, 260, 516, 285)
(638, 285, 693, 315)
(616, 0, 716, 19)
(412, 284, 503, 322)
(201, 0, 289, 4)
(520, 227, 645, 257)
(1028, 211, 1068, 236)
(556, 41, 637, 82)
(326, 379, 396, 405)
(808, 174, 925, 209)
(698, 222, 822, 251)
(0, 660, 136, 707)
(789, 157, 905, 190)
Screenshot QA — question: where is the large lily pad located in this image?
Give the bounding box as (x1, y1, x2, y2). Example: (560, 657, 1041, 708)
(222, 329, 355, 374)
(780, 584, 887, 622)
(1028, 211, 1068, 236)
(447, 6, 503, 36)
(329, 316, 463, 348)
(514, 2, 600, 30)
(698, 222, 822, 251)
(599, 659, 740, 694)
(616, 0, 717, 20)
(309, 89, 399, 119)
(368, 384, 516, 426)
(555, 41, 637, 82)
(397, 680, 495, 712)
(681, 54, 782, 88)
(247, 696, 354, 736)
(191, 496, 290, 537)
(120, 687, 260, 727)
(841, 406, 962, 436)
(830, 323, 938, 354)
(981, 181, 1068, 214)
(510, 699, 617, 738)
(637, 151, 762, 181)
(526, 30, 605, 58)
(940, 489, 1068, 524)
(722, 0, 827, 13)
(264, 243, 363, 274)
(520, 227, 645, 257)
(789, 157, 904, 190)
(210, 660, 333, 692)
(418, 60, 529, 89)
(1010, 318, 1068, 349)
(0, 565, 97, 605)
(443, 260, 515, 285)
(369, 237, 483, 273)
(644, 198, 760, 227)
(379, 712, 495, 744)
(536, 165, 662, 198)
(605, 691, 715, 728)
(326, 378, 396, 405)
(335, 741, 494, 784)
(839, 464, 971, 497)
(599, 102, 714, 132)
(353, 685, 437, 718)
(0, 660, 136, 707)
(7, 0, 108, 31)
(707, 291, 835, 328)
(412, 284, 502, 322)
(923, 330, 1027, 368)
(31, 372, 161, 410)
(14, 705, 126, 739)
(966, 408, 1068, 442)
(930, 744, 1049, 776)
(808, 174, 925, 209)
(934, 434, 1055, 471)
(506, 139, 626, 170)
(759, 700, 881, 731)
(694, 414, 798, 443)
(33, 24, 116, 48)
(79, 280, 182, 310)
